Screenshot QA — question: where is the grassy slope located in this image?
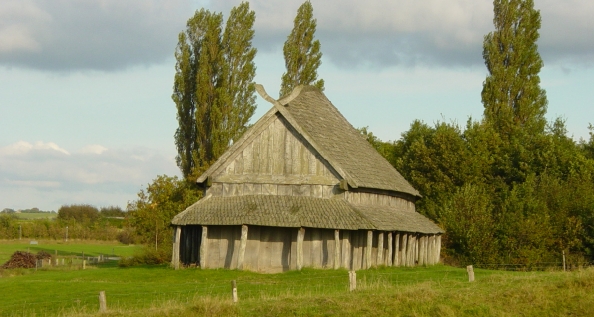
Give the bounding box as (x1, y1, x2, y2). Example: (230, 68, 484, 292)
(0, 240, 140, 263)
(1, 264, 593, 317)
(13, 212, 57, 220)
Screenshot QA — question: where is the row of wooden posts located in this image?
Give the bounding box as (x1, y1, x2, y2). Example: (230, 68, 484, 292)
(95, 269, 481, 312)
(172, 225, 442, 269)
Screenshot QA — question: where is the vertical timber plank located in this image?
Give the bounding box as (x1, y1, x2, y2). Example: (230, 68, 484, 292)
(237, 225, 248, 270)
(297, 227, 305, 270)
(334, 229, 340, 269)
(200, 226, 208, 268)
(387, 232, 393, 267)
(377, 232, 384, 265)
(366, 230, 373, 269)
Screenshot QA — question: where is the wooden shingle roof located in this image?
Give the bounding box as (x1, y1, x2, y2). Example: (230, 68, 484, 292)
(172, 194, 443, 233)
(280, 86, 419, 196)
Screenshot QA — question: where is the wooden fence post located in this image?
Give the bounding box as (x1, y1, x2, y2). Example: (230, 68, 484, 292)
(231, 280, 238, 303)
(99, 291, 107, 312)
(467, 265, 474, 282)
(562, 250, 566, 272)
(349, 271, 357, 291)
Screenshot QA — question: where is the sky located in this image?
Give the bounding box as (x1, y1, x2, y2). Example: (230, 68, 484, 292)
(0, 0, 592, 212)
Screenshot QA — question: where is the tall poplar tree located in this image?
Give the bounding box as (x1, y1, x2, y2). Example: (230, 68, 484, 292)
(481, 0, 547, 135)
(173, 2, 257, 181)
(280, 1, 324, 97)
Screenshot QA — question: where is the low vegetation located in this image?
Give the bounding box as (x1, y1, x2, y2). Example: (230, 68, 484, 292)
(1, 263, 592, 316)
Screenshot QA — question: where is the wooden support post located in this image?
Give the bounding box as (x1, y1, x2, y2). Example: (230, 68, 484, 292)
(349, 271, 356, 291)
(366, 230, 373, 269)
(98, 291, 107, 312)
(413, 234, 418, 266)
(387, 232, 393, 267)
(334, 229, 341, 269)
(394, 233, 400, 267)
(231, 280, 238, 303)
(377, 232, 384, 265)
(401, 234, 408, 266)
(172, 226, 181, 269)
(418, 235, 425, 266)
(237, 225, 248, 270)
(563, 250, 566, 272)
(467, 265, 474, 282)
(297, 227, 305, 270)
(200, 226, 208, 268)
(436, 235, 441, 264)
(407, 233, 414, 266)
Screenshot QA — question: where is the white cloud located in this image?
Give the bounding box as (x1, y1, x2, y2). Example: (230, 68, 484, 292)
(80, 144, 108, 155)
(0, 141, 179, 211)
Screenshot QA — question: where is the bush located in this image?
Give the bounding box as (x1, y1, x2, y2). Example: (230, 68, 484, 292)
(119, 247, 172, 267)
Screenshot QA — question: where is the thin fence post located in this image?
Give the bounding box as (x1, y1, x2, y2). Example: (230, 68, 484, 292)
(99, 291, 107, 312)
(83, 260, 86, 270)
(349, 271, 356, 291)
(467, 265, 474, 282)
(231, 280, 238, 303)
(563, 250, 566, 272)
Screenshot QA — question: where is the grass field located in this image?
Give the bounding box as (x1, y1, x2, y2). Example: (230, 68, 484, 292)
(0, 240, 140, 264)
(11, 212, 57, 220)
(1, 259, 593, 317)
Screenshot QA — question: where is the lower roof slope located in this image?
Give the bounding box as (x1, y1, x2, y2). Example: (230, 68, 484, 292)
(172, 195, 443, 234)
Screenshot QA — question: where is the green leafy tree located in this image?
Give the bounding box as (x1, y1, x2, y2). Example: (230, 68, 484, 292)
(173, 2, 257, 181)
(481, 0, 547, 136)
(127, 175, 200, 250)
(280, 1, 324, 97)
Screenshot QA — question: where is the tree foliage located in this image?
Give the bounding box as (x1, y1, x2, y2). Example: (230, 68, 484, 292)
(280, 1, 324, 97)
(127, 175, 200, 250)
(482, 0, 547, 136)
(57, 204, 100, 223)
(361, 0, 594, 265)
(173, 2, 257, 181)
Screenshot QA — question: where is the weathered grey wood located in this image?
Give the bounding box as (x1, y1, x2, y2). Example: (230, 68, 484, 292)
(342, 231, 351, 269)
(308, 148, 317, 175)
(418, 235, 425, 266)
(237, 225, 248, 270)
(252, 133, 261, 173)
(406, 233, 413, 266)
(99, 291, 107, 312)
(277, 184, 292, 196)
(387, 232, 393, 267)
(399, 233, 408, 266)
(311, 228, 322, 268)
(377, 232, 384, 265)
(349, 270, 356, 291)
(297, 227, 305, 270)
(245, 226, 260, 271)
(262, 184, 277, 195)
(214, 174, 338, 186)
(200, 226, 208, 268)
(412, 234, 418, 266)
(291, 129, 301, 175)
(366, 230, 373, 269)
(232, 280, 238, 303)
(394, 232, 400, 267)
(435, 235, 441, 264)
(243, 143, 253, 174)
(334, 229, 340, 269)
(467, 265, 474, 282)
(258, 227, 271, 271)
(272, 116, 285, 175)
(172, 226, 181, 269)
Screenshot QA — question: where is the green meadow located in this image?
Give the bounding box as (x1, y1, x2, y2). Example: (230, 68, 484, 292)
(0, 240, 140, 264)
(1, 252, 593, 317)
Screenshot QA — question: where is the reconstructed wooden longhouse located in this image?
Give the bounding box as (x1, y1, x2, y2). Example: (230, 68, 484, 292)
(171, 85, 443, 272)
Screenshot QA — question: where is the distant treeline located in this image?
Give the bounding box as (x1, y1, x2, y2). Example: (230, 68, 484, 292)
(0, 204, 134, 243)
(1, 208, 55, 213)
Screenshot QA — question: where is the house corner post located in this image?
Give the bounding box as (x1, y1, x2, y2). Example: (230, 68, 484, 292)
(172, 226, 182, 269)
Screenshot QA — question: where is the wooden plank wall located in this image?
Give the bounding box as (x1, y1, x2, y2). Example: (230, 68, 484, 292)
(345, 191, 416, 212)
(206, 182, 341, 198)
(196, 225, 441, 272)
(212, 115, 339, 185)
